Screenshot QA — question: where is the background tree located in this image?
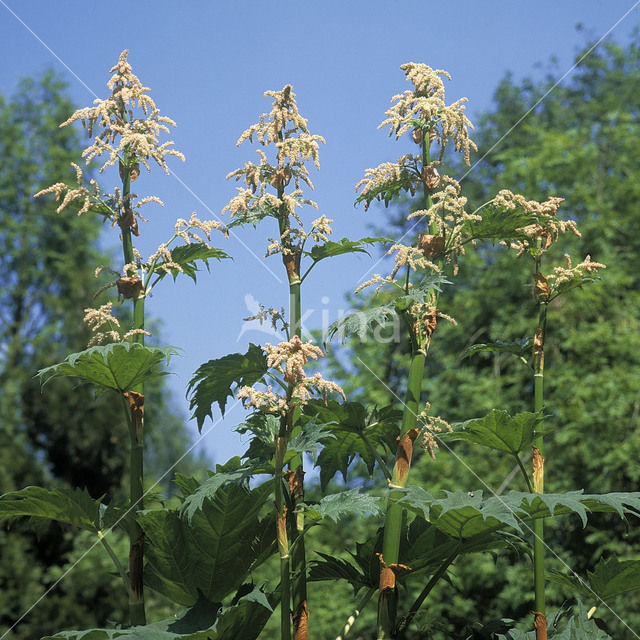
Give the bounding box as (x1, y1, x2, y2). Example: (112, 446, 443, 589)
(0, 72, 200, 639)
(323, 34, 640, 638)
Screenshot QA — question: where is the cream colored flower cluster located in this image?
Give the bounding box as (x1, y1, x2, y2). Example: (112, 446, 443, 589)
(380, 62, 477, 165)
(223, 85, 326, 257)
(237, 336, 345, 415)
(418, 402, 453, 459)
(546, 254, 606, 288)
(83, 302, 150, 347)
(387, 244, 440, 280)
(174, 212, 228, 244)
(408, 176, 480, 236)
(34, 162, 101, 216)
(118, 213, 227, 284)
(494, 190, 579, 255)
(61, 50, 184, 175)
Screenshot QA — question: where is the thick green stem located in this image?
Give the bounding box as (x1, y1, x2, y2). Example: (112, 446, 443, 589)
(532, 262, 548, 629)
(275, 433, 292, 640)
(120, 156, 146, 626)
(287, 278, 309, 640)
(377, 350, 426, 639)
(377, 131, 434, 639)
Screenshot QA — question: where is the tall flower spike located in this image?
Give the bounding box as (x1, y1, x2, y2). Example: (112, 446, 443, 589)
(379, 62, 478, 165)
(59, 50, 185, 175)
(223, 85, 327, 261)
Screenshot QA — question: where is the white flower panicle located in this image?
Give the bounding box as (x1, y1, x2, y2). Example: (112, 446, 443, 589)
(546, 254, 606, 287)
(494, 190, 578, 255)
(237, 336, 345, 415)
(418, 402, 453, 459)
(223, 85, 327, 259)
(380, 62, 477, 165)
(83, 302, 150, 347)
(60, 50, 184, 175)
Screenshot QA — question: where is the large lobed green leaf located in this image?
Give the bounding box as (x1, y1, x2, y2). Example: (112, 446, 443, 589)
(394, 486, 640, 539)
(0, 485, 102, 531)
(442, 409, 542, 456)
(37, 342, 179, 393)
(305, 236, 388, 265)
(139, 481, 273, 606)
(304, 400, 401, 490)
(187, 343, 267, 429)
(463, 205, 540, 243)
(42, 588, 272, 640)
(304, 488, 383, 523)
(548, 555, 640, 603)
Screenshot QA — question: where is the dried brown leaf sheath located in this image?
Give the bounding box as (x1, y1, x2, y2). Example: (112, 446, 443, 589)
(419, 234, 445, 259)
(394, 428, 419, 486)
(377, 553, 412, 591)
(532, 445, 545, 493)
(534, 272, 550, 301)
(117, 277, 143, 299)
(293, 600, 309, 640)
(533, 611, 547, 640)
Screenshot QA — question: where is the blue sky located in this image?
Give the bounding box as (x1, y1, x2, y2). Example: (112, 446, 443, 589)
(1, 1, 638, 468)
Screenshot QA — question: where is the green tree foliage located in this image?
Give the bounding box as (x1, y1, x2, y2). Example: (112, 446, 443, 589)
(324, 35, 640, 637)
(0, 73, 198, 638)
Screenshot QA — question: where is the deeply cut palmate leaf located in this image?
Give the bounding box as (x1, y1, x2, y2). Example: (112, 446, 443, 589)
(304, 400, 401, 490)
(187, 343, 267, 429)
(305, 236, 388, 265)
(548, 555, 640, 603)
(139, 481, 273, 606)
(394, 486, 640, 539)
(37, 342, 179, 393)
(304, 488, 383, 523)
(0, 485, 102, 531)
(442, 409, 542, 456)
(150, 243, 230, 284)
(42, 588, 272, 640)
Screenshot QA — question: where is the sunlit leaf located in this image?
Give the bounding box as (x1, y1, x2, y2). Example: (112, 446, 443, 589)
(394, 487, 640, 539)
(442, 409, 542, 456)
(305, 236, 388, 264)
(151, 243, 230, 284)
(463, 205, 539, 243)
(305, 400, 401, 490)
(179, 457, 266, 522)
(37, 343, 178, 392)
(304, 488, 382, 523)
(326, 304, 397, 344)
(187, 343, 267, 429)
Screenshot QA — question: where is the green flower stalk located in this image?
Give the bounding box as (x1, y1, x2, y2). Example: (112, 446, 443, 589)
(224, 84, 331, 640)
(34, 50, 218, 626)
(355, 62, 477, 639)
(499, 192, 605, 637)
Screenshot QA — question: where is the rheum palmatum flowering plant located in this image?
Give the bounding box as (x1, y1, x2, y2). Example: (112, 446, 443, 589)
(2, 52, 636, 640)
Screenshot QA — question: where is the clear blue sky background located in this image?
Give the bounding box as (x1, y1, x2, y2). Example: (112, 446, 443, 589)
(1, 1, 638, 469)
